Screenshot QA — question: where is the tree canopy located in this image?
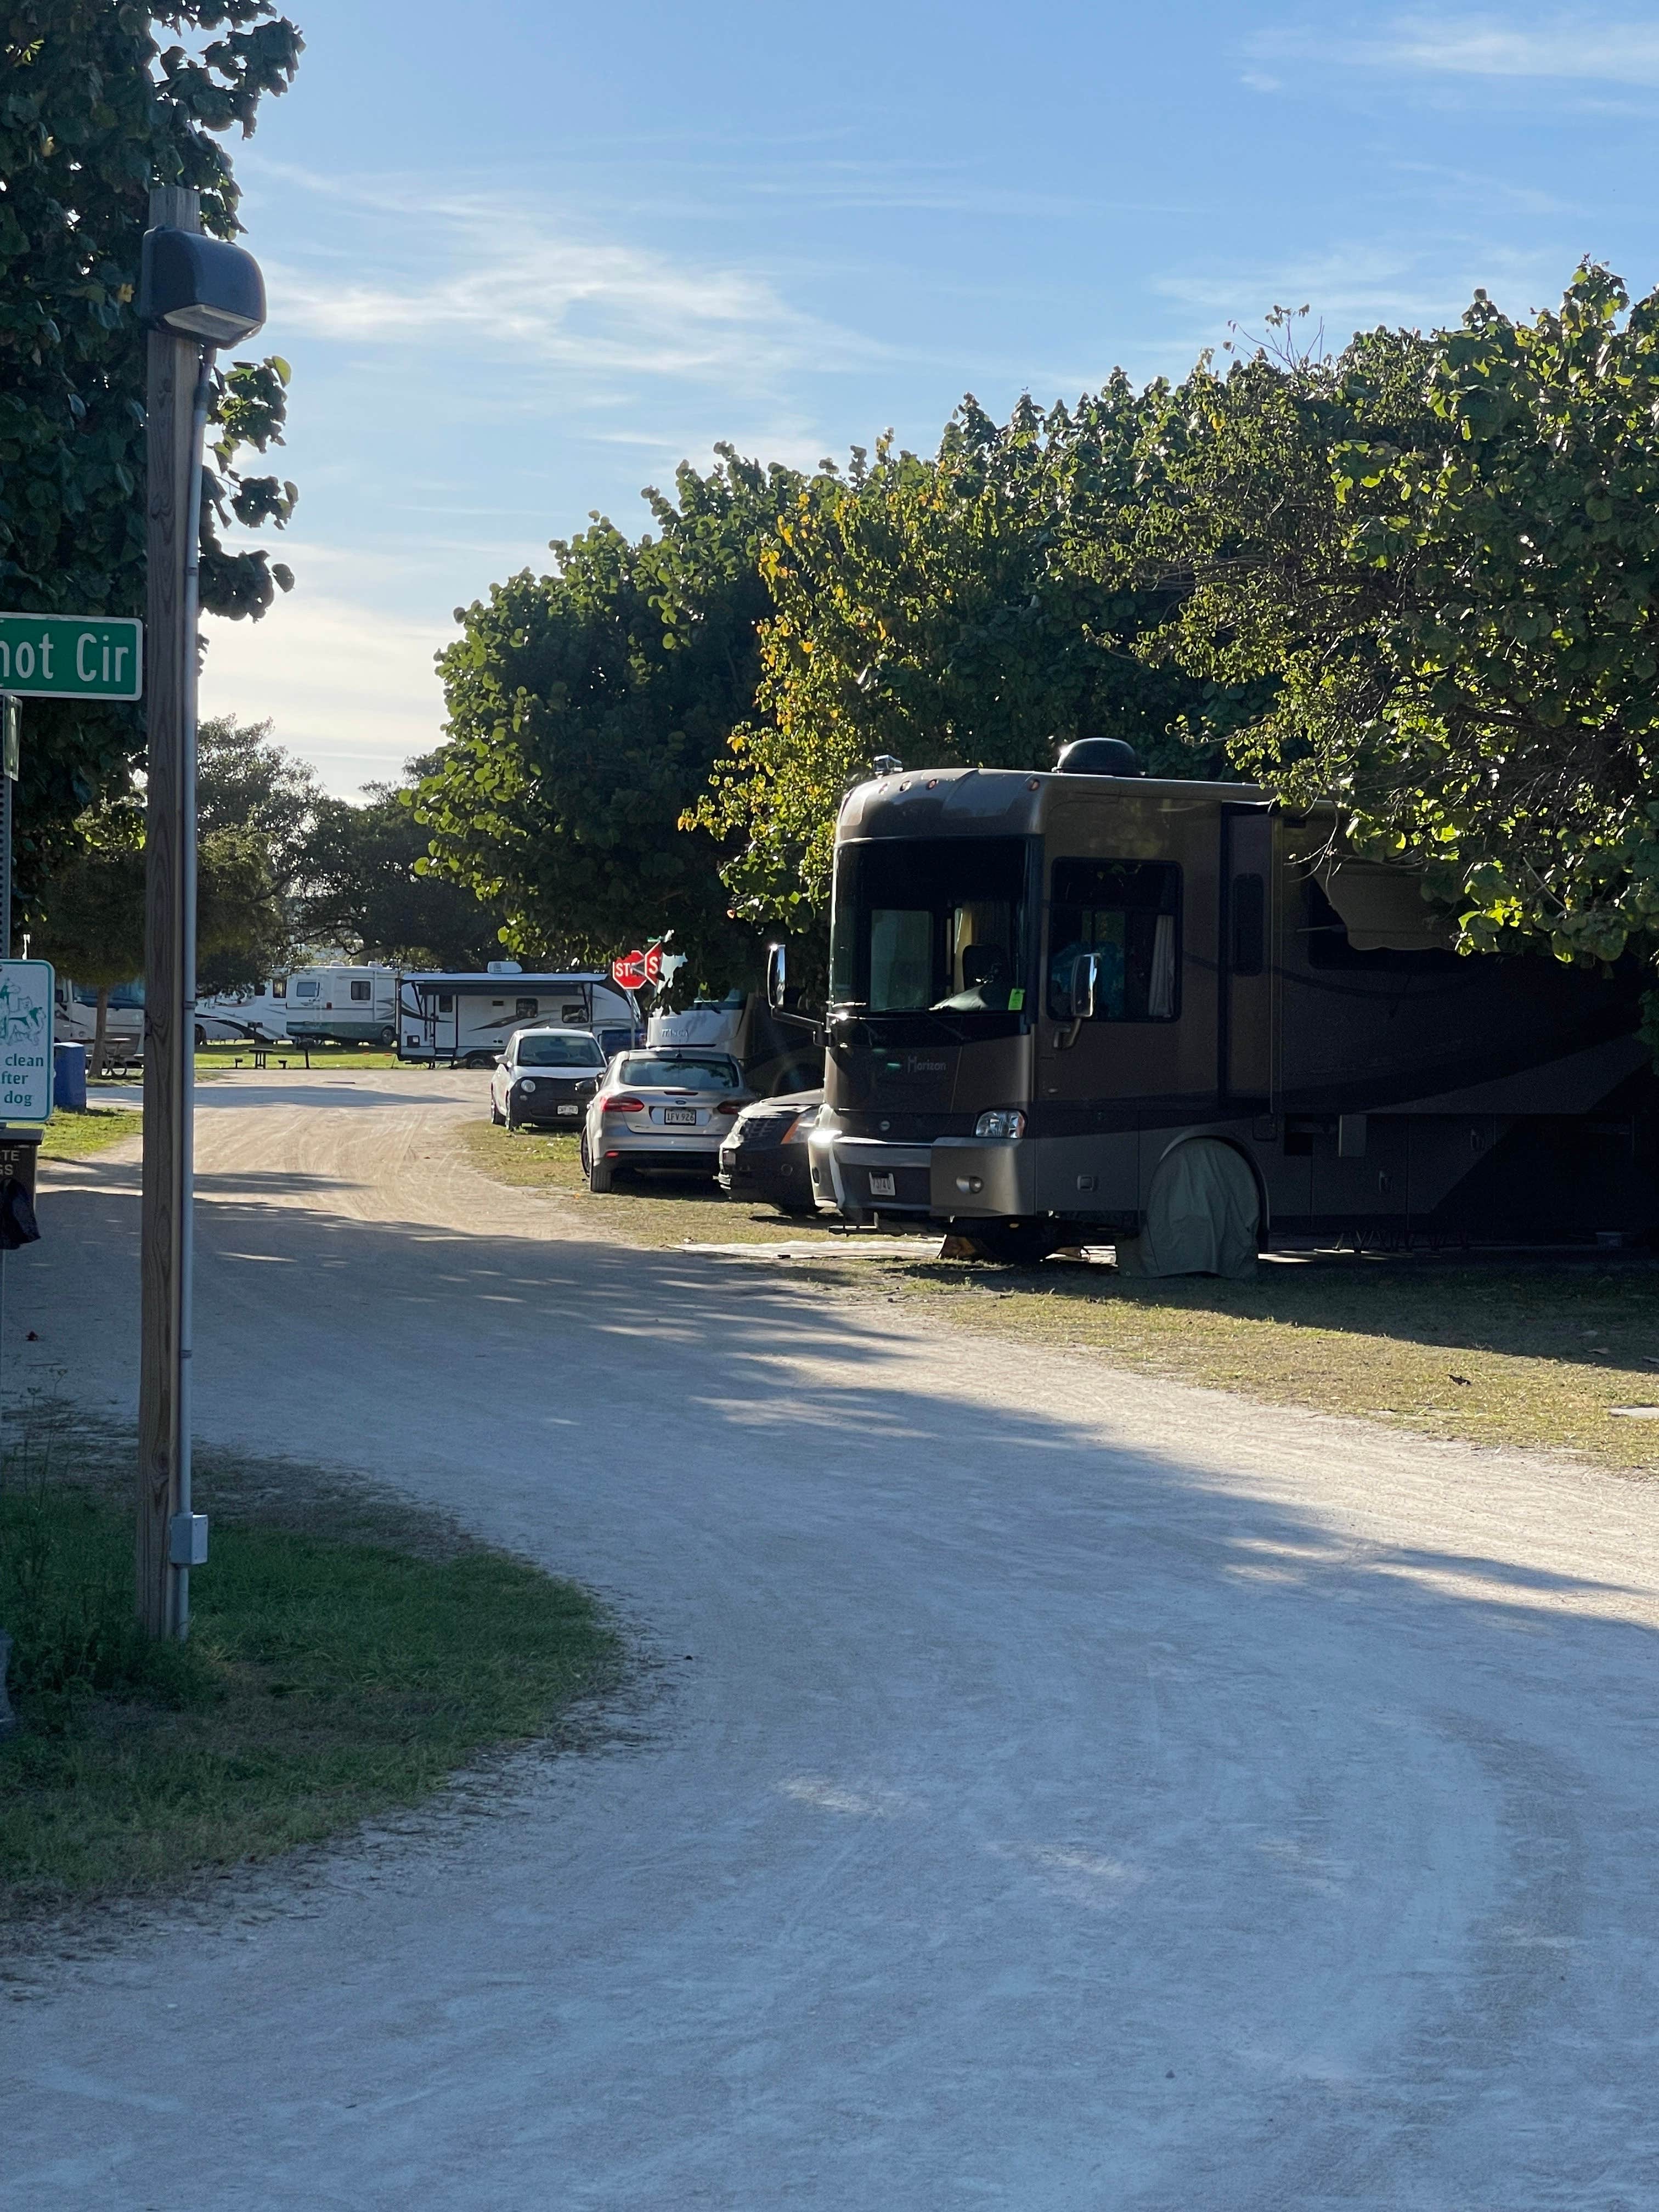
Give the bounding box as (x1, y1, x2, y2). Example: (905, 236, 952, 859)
(198, 710, 320, 886)
(1133, 269, 1659, 989)
(409, 259, 1659, 1032)
(693, 386, 1266, 939)
(301, 766, 506, 970)
(34, 795, 289, 1006)
(2, 0, 302, 894)
(416, 447, 808, 989)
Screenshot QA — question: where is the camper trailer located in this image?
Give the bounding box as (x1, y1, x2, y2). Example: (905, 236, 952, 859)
(283, 965, 398, 1047)
(54, 977, 145, 1064)
(799, 760, 1656, 1265)
(196, 978, 291, 1042)
(397, 966, 639, 1066)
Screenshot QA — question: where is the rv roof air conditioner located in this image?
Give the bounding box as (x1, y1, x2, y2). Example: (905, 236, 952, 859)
(1055, 737, 1143, 777)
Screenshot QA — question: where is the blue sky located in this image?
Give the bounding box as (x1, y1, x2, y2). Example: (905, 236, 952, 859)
(199, 2, 1659, 793)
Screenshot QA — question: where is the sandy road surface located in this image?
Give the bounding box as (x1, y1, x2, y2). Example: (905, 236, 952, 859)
(5, 1070, 1659, 2208)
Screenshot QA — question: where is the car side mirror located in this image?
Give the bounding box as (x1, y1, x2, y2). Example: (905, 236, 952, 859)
(766, 943, 787, 1012)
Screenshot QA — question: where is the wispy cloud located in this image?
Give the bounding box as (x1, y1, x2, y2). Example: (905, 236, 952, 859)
(258, 170, 885, 394)
(1257, 12, 1659, 87)
(200, 588, 450, 798)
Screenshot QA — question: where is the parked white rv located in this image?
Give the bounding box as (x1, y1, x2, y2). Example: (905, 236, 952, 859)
(196, 978, 291, 1043)
(398, 963, 639, 1066)
(283, 965, 398, 1047)
(53, 976, 144, 1065)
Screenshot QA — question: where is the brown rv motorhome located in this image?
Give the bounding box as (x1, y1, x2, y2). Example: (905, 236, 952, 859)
(797, 760, 1654, 1265)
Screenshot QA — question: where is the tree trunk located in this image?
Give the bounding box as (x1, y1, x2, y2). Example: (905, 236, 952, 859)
(91, 985, 110, 1082)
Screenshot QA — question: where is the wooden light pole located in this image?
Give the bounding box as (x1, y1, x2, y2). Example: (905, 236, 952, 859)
(139, 183, 201, 1638)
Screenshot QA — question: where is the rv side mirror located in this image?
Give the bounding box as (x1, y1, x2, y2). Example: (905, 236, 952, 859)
(766, 943, 787, 1012)
(1069, 951, 1098, 1023)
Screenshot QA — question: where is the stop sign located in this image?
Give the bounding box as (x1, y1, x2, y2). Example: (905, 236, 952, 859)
(643, 943, 664, 984)
(611, 951, 647, 990)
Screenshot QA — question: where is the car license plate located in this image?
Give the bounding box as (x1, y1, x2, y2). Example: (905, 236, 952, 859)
(556, 1104, 579, 1116)
(869, 1171, 896, 1197)
(664, 1108, 697, 1126)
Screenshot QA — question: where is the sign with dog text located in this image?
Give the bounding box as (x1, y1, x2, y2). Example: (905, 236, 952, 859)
(0, 962, 54, 1119)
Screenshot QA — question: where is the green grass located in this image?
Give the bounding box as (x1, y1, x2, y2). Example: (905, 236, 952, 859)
(35, 1105, 143, 1160)
(799, 1246, 1659, 1471)
(457, 1118, 842, 1248)
(456, 1120, 1659, 1470)
(0, 1441, 620, 1909)
(194, 1042, 403, 1071)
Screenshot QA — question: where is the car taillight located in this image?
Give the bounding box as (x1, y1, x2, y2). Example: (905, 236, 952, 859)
(603, 1094, 646, 1114)
(713, 1098, 743, 1115)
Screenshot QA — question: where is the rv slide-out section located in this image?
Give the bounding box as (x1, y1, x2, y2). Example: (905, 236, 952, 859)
(811, 766, 1656, 1256)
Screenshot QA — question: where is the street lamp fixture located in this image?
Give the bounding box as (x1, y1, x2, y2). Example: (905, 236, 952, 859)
(138, 226, 266, 345)
(134, 200, 268, 1638)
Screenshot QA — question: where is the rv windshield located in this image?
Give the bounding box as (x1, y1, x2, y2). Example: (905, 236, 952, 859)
(517, 1033, 604, 1068)
(830, 837, 1031, 1018)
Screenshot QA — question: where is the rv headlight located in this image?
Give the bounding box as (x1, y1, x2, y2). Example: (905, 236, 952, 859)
(974, 1109, 1026, 1140)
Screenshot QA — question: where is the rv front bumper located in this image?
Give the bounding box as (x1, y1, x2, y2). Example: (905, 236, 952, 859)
(811, 1129, 1035, 1220)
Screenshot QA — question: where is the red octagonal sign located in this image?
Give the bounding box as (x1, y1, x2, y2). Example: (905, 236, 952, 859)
(611, 951, 648, 991)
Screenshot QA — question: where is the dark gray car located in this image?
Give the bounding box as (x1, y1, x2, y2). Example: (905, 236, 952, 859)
(718, 1089, 822, 1217)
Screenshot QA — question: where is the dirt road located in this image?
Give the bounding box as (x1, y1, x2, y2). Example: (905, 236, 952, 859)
(6, 1070, 1659, 2208)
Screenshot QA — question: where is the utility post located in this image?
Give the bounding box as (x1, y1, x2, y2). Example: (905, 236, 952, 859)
(138, 182, 201, 1639)
(136, 188, 266, 1639)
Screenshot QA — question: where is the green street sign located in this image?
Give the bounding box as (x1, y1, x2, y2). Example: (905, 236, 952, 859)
(0, 613, 143, 701)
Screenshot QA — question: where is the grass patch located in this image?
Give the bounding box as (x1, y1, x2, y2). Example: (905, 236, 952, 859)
(814, 1249, 1659, 1470)
(456, 1118, 841, 1249)
(0, 1434, 620, 1909)
(194, 1042, 402, 1073)
(35, 1106, 143, 1160)
(455, 1115, 1659, 1471)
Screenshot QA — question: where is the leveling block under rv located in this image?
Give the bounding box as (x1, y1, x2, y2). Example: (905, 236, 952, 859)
(803, 755, 1657, 1270)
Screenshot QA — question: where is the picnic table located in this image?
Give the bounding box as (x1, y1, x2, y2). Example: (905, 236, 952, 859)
(230, 1041, 312, 1071)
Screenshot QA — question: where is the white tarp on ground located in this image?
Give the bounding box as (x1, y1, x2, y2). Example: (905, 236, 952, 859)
(1117, 1137, 1259, 1279)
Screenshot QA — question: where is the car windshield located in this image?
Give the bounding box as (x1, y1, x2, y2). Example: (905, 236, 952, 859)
(618, 1055, 740, 1090)
(517, 1034, 603, 1067)
(830, 836, 1031, 1015)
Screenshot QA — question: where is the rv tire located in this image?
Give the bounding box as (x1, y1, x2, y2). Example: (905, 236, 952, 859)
(379, 1025, 396, 1048)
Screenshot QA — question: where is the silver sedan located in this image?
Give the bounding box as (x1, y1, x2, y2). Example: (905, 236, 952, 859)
(581, 1049, 753, 1192)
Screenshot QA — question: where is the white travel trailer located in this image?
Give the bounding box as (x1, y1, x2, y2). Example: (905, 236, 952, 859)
(196, 978, 292, 1042)
(53, 976, 144, 1064)
(283, 965, 398, 1047)
(397, 964, 639, 1066)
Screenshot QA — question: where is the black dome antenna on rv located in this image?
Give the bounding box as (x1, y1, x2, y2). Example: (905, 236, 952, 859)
(1055, 737, 1143, 776)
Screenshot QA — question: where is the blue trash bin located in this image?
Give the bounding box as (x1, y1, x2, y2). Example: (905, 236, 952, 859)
(53, 1042, 87, 1112)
